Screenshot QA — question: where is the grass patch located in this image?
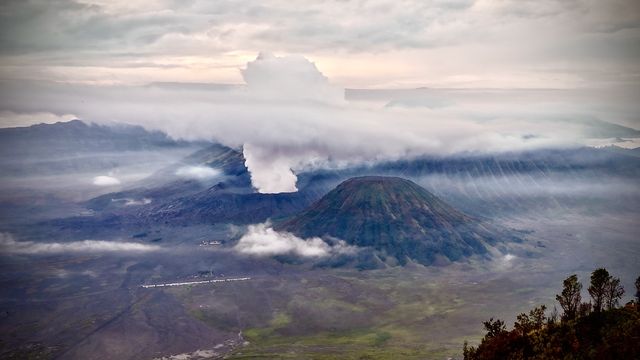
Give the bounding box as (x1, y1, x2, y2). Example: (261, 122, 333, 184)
(232, 327, 447, 360)
(372, 331, 392, 347)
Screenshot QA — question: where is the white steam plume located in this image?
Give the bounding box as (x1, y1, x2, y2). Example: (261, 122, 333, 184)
(243, 144, 298, 193)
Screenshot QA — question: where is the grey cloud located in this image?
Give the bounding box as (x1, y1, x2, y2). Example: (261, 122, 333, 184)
(479, 0, 580, 19)
(0, 0, 207, 55)
(0, 0, 101, 54)
(577, 0, 640, 33)
(0, 0, 638, 90)
(3, 0, 634, 55)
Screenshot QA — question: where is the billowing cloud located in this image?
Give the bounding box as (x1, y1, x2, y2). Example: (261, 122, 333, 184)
(3, 53, 639, 193)
(92, 175, 121, 186)
(241, 52, 344, 104)
(175, 165, 221, 180)
(234, 222, 354, 257)
(0, 233, 161, 255)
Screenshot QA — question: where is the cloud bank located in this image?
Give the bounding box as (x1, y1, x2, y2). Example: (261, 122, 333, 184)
(1, 53, 639, 193)
(234, 222, 354, 257)
(1, 0, 638, 89)
(0, 233, 161, 255)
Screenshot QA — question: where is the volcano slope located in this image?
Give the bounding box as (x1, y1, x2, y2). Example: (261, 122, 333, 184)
(277, 176, 519, 265)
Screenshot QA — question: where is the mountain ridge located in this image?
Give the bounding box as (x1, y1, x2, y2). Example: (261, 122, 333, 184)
(277, 176, 518, 265)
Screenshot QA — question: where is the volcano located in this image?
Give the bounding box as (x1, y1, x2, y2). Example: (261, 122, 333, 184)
(276, 176, 517, 265)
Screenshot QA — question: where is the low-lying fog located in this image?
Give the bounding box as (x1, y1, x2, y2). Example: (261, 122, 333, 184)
(0, 148, 200, 200)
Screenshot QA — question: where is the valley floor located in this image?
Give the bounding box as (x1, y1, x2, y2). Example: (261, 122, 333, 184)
(1, 212, 638, 359)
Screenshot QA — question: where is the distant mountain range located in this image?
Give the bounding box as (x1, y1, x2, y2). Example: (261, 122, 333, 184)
(277, 176, 517, 265)
(296, 147, 640, 217)
(0, 120, 196, 157)
(0, 120, 205, 177)
(68, 131, 640, 232)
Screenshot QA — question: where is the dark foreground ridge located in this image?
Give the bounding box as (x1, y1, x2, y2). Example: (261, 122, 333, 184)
(464, 269, 640, 360)
(277, 176, 518, 265)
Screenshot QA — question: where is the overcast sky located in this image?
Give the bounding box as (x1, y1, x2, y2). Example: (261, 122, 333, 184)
(0, 0, 639, 88)
(1, 0, 639, 192)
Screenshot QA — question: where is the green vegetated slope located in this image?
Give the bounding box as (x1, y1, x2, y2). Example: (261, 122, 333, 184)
(225, 273, 474, 359)
(170, 268, 537, 360)
(277, 176, 518, 266)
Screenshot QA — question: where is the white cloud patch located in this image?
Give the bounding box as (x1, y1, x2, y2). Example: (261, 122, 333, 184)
(92, 175, 121, 186)
(241, 52, 344, 104)
(115, 198, 152, 206)
(585, 137, 640, 149)
(494, 253, 518, 271)
(175, 165, 222, 180)
(0, 233, 161, 255)
(234, 222, 355, 258)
